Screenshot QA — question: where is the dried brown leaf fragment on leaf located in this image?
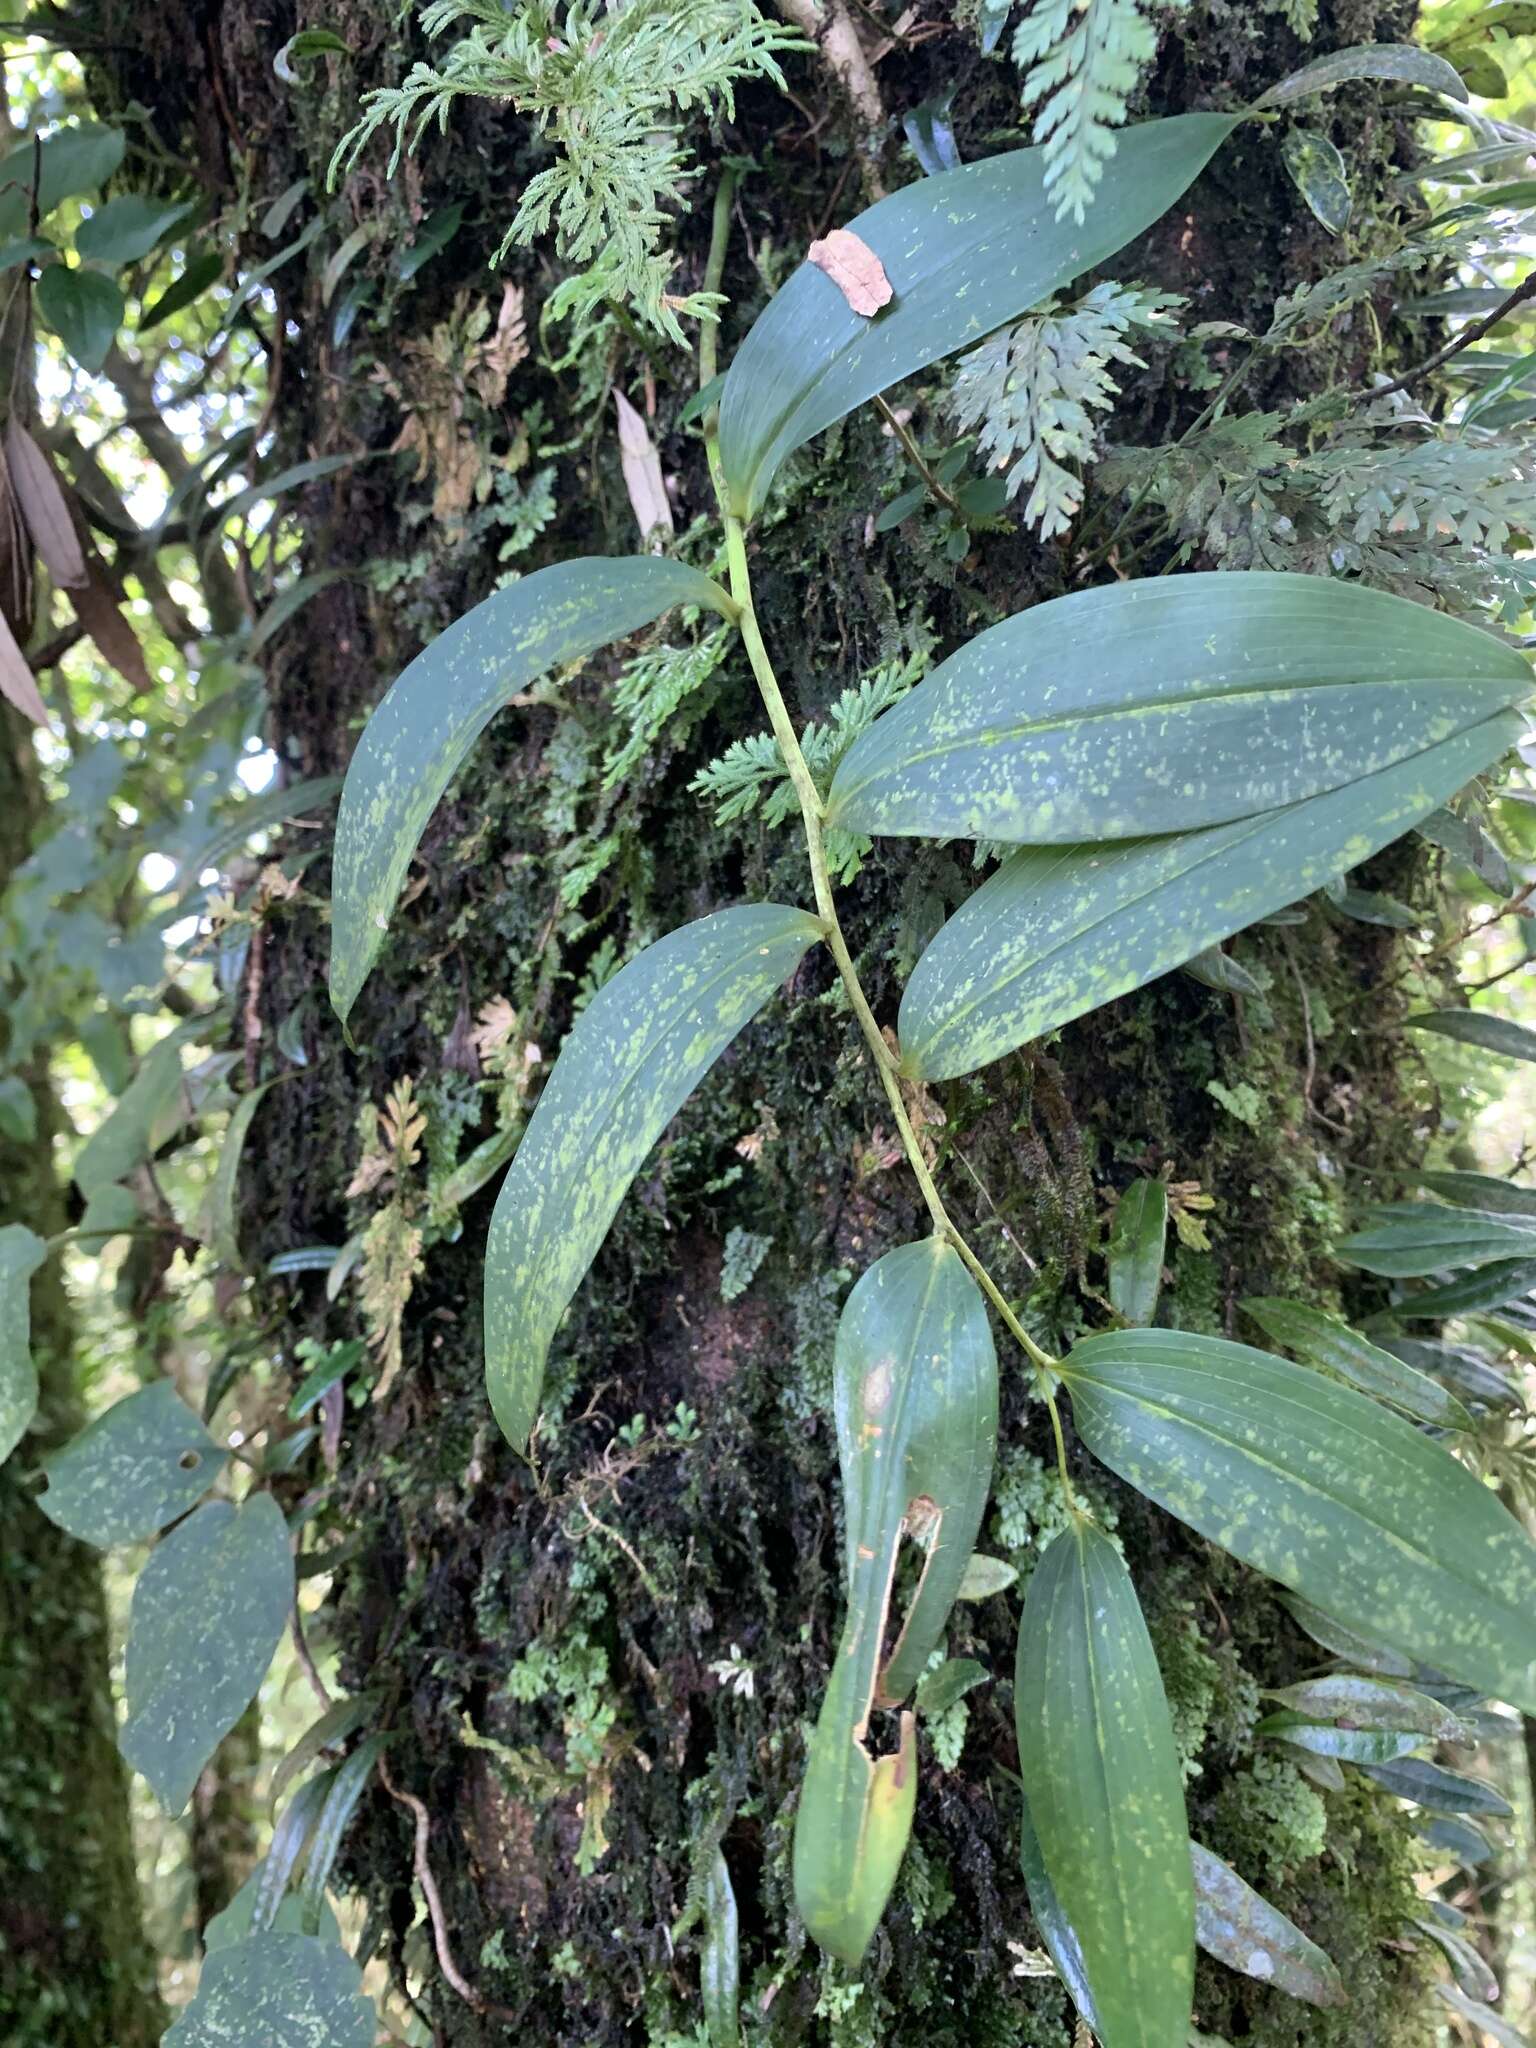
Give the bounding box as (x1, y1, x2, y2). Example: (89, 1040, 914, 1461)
(807, 228, 893, 317)
(0, 605, 48, 725)
(6, 423, 87, 588)
(613, 389, 674, 545)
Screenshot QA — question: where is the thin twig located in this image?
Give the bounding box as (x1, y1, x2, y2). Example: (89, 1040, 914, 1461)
(1363, 270, 1536, 403)
(290, 1597, 334, 1713)
(874, 393, 964, 514)
(377, 1752, 520, 2023)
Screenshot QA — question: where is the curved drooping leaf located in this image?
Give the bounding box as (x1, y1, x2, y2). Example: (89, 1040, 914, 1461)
(484, 905, 822, 1448)
(1107, 1179, 1167, 1326)
(716, 114, 1238, 521)
(1414, 1170, 1536, 1218)
(1060, 1329, 1536, 1712)
(38, 1379, 224, 1545)
(1259, 40, 1470, 106)
(207, 1080, 279, 1270)
(163, 1932, 374, 2048)
(1190, 1843, 1345, 2007)
(252, 1772, 337, 1934)
(329, 557, 734, 1023)
(1014, 1519, 1193, 2048)
(1337, 1201, 1536, 1278)
(74, 1012, 210, 1194)
(794, 1240, 997, 1966)
(826, 576, 1529, 845)
(204, 1860, 342, 1951)
(120, 1494, 293, 1814)
(1240, 1296, 1470, 1429)
(1361, 1757, 1512, 1817)
(1407, 1009, 1536, 1066)
(897, 714, 1521, 1081)
(1389, 1257, 1536, 1319)
(269, 1691, 379, 1815)
(0, 1225, 46, 1466)
(300, 1735, 387, 1934)
(1018, 1792, 1099, 2028)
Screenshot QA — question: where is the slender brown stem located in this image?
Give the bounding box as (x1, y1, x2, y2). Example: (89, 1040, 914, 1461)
(378, 1752, 520, 2023)
(1363, 269, 1536, 403)
(874, 394, 963, 514)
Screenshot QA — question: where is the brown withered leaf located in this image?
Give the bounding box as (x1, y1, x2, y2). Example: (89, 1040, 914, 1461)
(0, 604, 47, 725)
(68, 556, 153, 695)
(613, 389, 674, 545)
(807, 228, 893, 317)
(6, 422, 86, 588)
(469, 281, 529, 404)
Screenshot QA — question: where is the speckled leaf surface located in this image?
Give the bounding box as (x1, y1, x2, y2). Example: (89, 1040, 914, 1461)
(163, 1932, 373, 2048)
(701, 1846, 740, 2048)
(1190, 1843, 1344, 2007)
(484, 905, 822, 1448)
(0, 1224, 46, 1465)
(1337, 1200, 1536, 1277)
(897, 714, 1521, 1081)
(1014, 1520, 1194, 2048)
(1061, 1330, 1536, 1712)
(793, 1240, 997, 1965)
(716, 115, 1236, 521)
(826, 576, 1528, 845)
(120, 1494, 293, 1814)
(1240, 1296, 1471, 1428)
(37, 1378, 225, 1545)
(329, 557, 734, 1024)
(1107, 1179, 1167, 1326)
(1018, 1793, 1099, 2030)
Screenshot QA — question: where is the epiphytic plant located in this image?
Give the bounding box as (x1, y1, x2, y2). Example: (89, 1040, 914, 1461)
(317, 53, 1536, 2045)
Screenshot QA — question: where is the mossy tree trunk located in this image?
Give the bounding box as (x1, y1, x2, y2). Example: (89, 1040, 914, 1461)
(0, 710, 163, 2048)
(87, 2, 1450, 2042)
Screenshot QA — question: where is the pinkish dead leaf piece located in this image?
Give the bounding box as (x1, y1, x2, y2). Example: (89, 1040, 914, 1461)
(5, 423, 87, 588)
(807, 228, 893, 317)
(613, 388, 674, 546)
(0, 605, 47, 725)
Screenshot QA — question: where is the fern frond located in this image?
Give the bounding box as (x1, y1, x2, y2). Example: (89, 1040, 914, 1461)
(1012, 0, 1188, 222)
(949, 282, 1182, 538)
(333, 0, 802, 338)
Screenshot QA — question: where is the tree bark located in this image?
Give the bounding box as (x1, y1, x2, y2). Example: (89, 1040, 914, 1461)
(84, 3, 1448, 2042)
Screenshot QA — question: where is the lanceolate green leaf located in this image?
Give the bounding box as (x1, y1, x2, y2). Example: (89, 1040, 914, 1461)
(1337, 1201, 1536, 1277)
(1390, 1257, 1536, 1319)
(701, 1847, 741, 2048)
(1240, 1295, 1470, 1429)
(37, 1378, 225, 1545)
(1189, 1843, 1344, 2007)
(794, 1241, 997, 1966)
(1107, 1179, 1167, 1326)
(484, 906, 822, 1449)
(1060, 1330, 1536, 1712)
(120, 1494, 294, 1814)
(896, 714, 1521, 1082)
(716, 114, 1237, 521)
(163, 1932, 374, 2048)
(826, 576, 1529, 845)
(1407, 1009, 1536, 1065)
(1414, 1170, 1536, 1218)
(329, 557, 735, 1023)
(1014, 1520, 1193, 2048)
(0, 1225, 47, 1466)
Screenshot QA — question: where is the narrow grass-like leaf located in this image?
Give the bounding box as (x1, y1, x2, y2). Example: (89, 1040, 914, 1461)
(1240, 1296, 1470, 1428)
(898, 716, 1520, 1081)
(204, 1859, 341, 1949)
(828, 577, 1527, 846)
(1337, 1201, 1536, 1277)
(0, 1225, 46, 1465)
(164, 1932, 374, 2048)
(37, 1379, 225, 1545)
(270, 1692, 378, 1815)
(1014, 1520, 1193, 2048)
(701, 1847, 740, 2048)
(329, 557, 733, 1023)
(1107, 1180, 1167, 1326)
(1060, 1330, 1536, 1711)
(1408, 1009, 1536, 1065)
(299, 1735, 386, 1933)
(717, 115, 1237, 521)
(206, 1081, 278, 1270)
(252, 1771, 336, 1933)
(120, 1494, 293, 1814)
(485, 906, 822, 1449)
(1190, 1843, 1344, 2006)
(794, 1241, 997, 1965)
